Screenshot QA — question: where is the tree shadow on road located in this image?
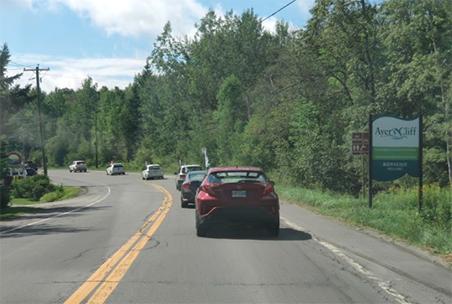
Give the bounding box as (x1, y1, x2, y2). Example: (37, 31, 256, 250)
(0, 205, 110, 222)
(0, 205, 109, 238)
(0, 223, 95, 238)
(204, 226, 312, 241)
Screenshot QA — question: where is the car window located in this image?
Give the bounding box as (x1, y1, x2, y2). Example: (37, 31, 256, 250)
(208, 171, 267, 184)
(188, 172, 206, 181)
(114, 164, 123, 168)
(187, 166, 202, 172)
(149, 166, 160, 170)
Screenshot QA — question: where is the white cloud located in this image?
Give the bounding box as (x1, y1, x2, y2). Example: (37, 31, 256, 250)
(262, 17, 297, 34)
(262, 17, 278, 34)
(296, 0, 316, 19)
(213, 3, 224, 18)
(8, 54, 146, 92)
(23, 0, 208, 37)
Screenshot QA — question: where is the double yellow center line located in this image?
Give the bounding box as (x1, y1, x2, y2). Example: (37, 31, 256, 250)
(63, 183, 172, 304)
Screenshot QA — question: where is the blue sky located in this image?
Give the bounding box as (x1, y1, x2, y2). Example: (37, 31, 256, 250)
(0, 0, 315, 91)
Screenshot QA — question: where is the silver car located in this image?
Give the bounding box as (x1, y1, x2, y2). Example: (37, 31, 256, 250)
(106, 163, 125, 175)
(142, 164, 164, 180)
(69, 160, 87, 173)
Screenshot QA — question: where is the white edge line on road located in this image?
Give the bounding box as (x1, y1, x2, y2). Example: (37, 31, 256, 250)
(0, 183, 112, 235)
(281, 217, 412, 304)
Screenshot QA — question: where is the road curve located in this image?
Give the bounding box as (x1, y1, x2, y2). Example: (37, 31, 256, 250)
(0, 170, 450, 304)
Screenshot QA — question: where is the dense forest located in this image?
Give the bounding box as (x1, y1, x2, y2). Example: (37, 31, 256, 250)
(1, 0, 451, 195)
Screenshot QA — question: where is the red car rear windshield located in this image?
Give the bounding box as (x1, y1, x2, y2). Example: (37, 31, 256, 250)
(207, 171, 267, 184)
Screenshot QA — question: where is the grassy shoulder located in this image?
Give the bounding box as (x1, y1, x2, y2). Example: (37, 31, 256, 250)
(276, 184, 452, 256)
(11, 186, 81, 205)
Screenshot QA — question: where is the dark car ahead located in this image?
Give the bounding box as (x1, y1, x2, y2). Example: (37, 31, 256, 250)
(174, 165, 203, 190)
(180, 171, 206, 208)
(195, 167, 279, 237)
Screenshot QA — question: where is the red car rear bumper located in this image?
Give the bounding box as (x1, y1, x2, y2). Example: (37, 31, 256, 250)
(198, 205, 279, 227)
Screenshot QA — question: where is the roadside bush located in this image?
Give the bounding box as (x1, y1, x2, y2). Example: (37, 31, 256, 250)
(11, 175, 56, 201)
(0, 185, 10, 208)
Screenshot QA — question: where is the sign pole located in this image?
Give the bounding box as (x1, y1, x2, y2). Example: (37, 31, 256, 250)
(419, 115, 423, 212)
(362, 154, 365, 198)
(368, 114, 373, 209)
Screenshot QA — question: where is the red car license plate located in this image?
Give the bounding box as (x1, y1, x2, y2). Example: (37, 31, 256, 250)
(232, 190, 246, 198)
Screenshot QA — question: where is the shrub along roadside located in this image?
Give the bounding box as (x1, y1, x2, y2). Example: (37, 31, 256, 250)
(11, 175, 56, 201)
(276, 184, 452, 255)
(10, 186, 80, 205)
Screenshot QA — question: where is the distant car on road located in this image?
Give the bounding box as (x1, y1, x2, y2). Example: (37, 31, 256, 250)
(195, 167, 279, 237)
(25, 168, 38, 177)
(174, 165, 203, 190)
(69, 161, 87, 173)
(142, 164, 164, 180)
(106, 163, 125, 175)
(180, 170, 206, 208)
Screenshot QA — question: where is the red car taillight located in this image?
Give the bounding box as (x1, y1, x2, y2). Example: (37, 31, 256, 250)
(178, 174, 186, 179)
(182, 181, 191, 191)
(200, 183, 216, 196)
(263, 183, 274, 196)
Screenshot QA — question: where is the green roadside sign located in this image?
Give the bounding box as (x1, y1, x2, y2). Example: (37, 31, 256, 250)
(368, 115, 423, 210)
(371, 116, 420, 181)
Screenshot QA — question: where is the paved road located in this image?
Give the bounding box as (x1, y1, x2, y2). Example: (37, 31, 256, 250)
(0, 170, 450, 304)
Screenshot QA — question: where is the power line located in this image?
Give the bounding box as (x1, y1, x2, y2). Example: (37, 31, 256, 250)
(9, 61, 35, 68)
(262, 0, 297, 22)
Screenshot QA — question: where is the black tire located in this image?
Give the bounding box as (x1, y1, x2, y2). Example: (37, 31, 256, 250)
(195, 212, 208, 237)
(267, 219, 280, 237)
(197, 226, 208, 237)
(181, 199, 187, 208)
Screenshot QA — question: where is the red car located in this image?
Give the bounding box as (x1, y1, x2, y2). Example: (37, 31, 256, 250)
(195, 167, 279, 237)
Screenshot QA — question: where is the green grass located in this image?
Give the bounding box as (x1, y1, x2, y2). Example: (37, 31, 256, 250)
(39, 186, 81, 203)
(276, 184, 452, 255)
(0, 206, 42, 220)
(11, 186, 81, 205)
(10, 198, 36, 205)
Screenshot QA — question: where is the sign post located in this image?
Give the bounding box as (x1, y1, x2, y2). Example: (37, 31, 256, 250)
(368, 115, 373, 208)
(352, 132, 369, 198)
(418, 116, 423, 211)
(369, 115, 422, 209)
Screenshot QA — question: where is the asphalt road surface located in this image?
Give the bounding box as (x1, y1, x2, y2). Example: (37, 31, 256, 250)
(0, 170, 451, 304)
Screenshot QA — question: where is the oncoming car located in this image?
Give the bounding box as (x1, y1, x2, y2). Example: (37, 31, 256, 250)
(142, 164, 164, 180)
(106, 163, 125, 175)
(195, 167, 279, 237)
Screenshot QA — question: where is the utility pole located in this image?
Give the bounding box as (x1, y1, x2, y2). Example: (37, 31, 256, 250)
(95, 111, 98, 168)
(24, 65, 50, 176)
